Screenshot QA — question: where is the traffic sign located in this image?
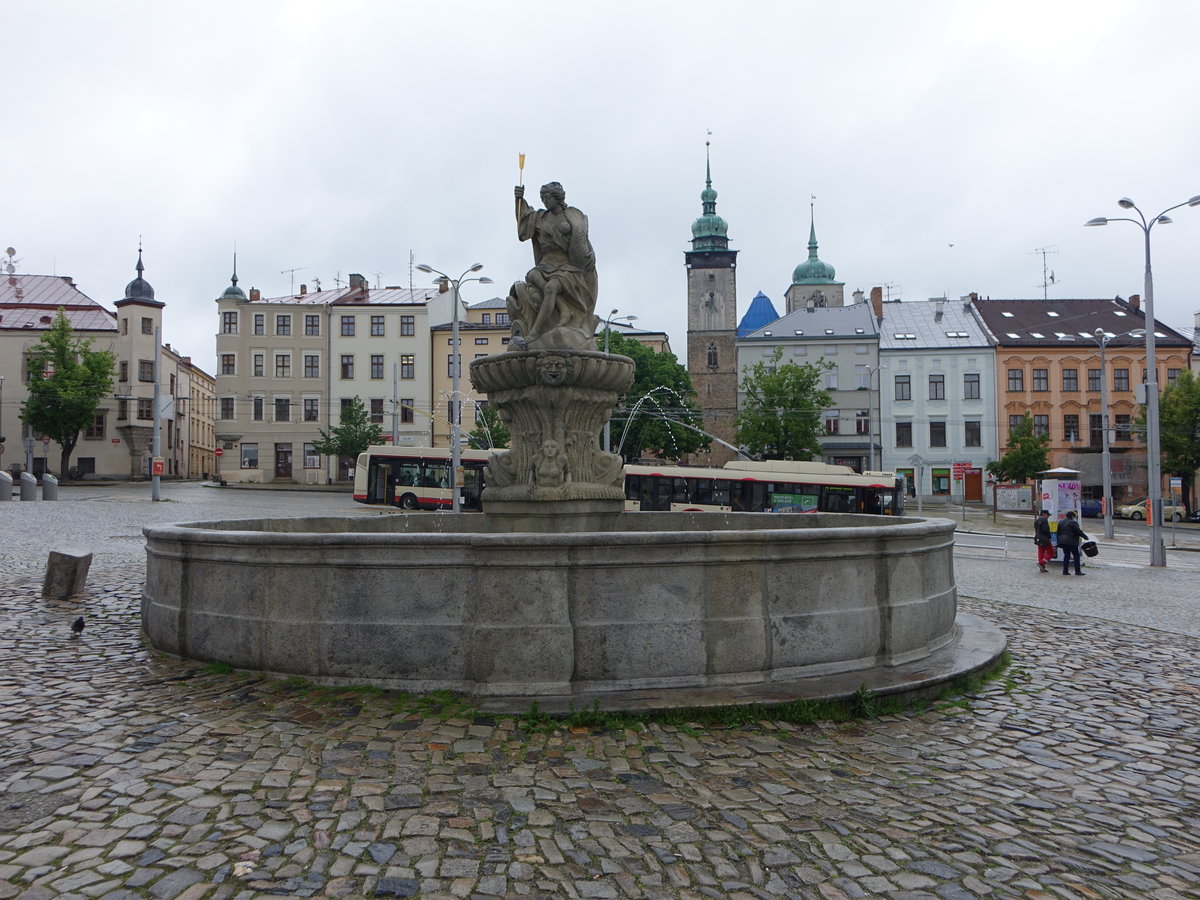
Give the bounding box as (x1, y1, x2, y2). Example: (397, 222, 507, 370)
(214, 448, 224, 457)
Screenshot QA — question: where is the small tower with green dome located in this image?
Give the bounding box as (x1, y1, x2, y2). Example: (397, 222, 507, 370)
(685, 140, 740, 464)
(784, 203, 845, 313)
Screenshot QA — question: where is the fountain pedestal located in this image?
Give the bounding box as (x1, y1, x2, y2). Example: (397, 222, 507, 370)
(470, 349, 634, 532)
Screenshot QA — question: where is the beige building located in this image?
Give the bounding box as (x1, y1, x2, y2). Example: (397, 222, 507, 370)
(1, 256, 214, 480)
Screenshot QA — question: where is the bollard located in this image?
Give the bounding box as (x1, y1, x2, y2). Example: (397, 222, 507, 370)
(20, 471, 37, 501)
(43, 548, 93, 600)
(41, 473, 59, 500)
(0, 470, 11, 500)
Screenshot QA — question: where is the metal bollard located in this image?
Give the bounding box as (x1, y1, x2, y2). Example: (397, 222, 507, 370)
(42, 473, 59, 500)
(20, 471, 38, 501)
(0, 470, 11, 500)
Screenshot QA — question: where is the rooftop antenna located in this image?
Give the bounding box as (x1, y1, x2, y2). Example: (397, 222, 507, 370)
(1032, 245, 1059, 300)
(371, 271, 384, 290)
(281, 266, 305, 295)
(409, 251, 414, 292)
(311, 276, 321, 291)
(3, 246, 18, 275)
(882, 282, 901, 302)
(335, 271, 342, 289)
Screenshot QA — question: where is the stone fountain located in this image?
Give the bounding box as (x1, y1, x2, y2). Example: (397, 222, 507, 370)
(141, 179, 1004, 712)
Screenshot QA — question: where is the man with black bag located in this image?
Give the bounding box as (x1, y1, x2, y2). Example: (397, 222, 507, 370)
(1056, 510, 1089, 576)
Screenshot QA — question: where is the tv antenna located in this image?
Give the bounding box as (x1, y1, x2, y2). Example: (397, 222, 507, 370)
(371, 271, 385, 289)
(3, 246, 19, 275)
(1032, 245, 1058, 299)
(281, 266, 305, 295)
(882, 282, 901, 301)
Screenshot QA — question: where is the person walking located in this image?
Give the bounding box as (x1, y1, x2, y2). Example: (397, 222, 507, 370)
(1056, 510, 1089, 576)
(1033, 509, 1054, 572)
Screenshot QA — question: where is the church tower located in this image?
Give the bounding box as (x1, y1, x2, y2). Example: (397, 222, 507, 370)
(783, 204, 845, 312)
(685, 143, 739, 464)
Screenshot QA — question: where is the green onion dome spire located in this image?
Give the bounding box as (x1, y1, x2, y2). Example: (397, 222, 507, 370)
(691, 141, 729, 251)
(792, 203, 837, 283)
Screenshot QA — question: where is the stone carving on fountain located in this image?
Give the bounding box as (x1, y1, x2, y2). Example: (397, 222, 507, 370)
(469, 181, 634, 509)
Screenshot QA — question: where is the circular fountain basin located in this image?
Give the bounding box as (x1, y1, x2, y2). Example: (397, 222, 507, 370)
(142, 512, 1004, 710)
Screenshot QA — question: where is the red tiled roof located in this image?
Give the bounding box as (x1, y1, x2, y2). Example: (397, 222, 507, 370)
(0, 274, 117, 332)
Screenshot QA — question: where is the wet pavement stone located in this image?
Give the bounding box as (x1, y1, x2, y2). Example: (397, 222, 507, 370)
(2, 488, 1200, 898)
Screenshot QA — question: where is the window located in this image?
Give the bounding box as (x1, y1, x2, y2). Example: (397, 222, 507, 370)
(855, 365, 870, 390)
(370, 315, 385, 336)
(824, 410, 840, 434)
(401, 355, 415, 379)
(474, 337, 489, 345)
(275, 314, 291, 336)
(341, 355, 354, 379)
(241, 443, 258, 469)
(1168, 368, 1181, 386)
(1033, 415, 1049, 438)
(1114, 368, 1130, 391)
(304, 443, 320, 468)
(929, 421, 947, 447)
(1115, 414, 1132, 441)
(340, 398, 354, 415)
(274, 398, 290, 422)
(370, 398, 384, 424)
(400, 315, 415, 336)
(964, 373, 980, 399)
(305, 314, 320, 336)
(1008, 369, 1024, 392)
(1062, 368, 1078, 392)
(275, 354, 291, 378)
(1064, 414, 1080, 443)
(341, 316, 355, 336)
(928, 374, 945, 400)
(253, 397, 264, 421)
(481, 313, 491, 325)
(119, 361, 128, 383)
(707, 343, 718, 367)
(1088, 368, 1102, 391)
(304, 398, 319, 422)
(371, 355, 384, 379)
(304, 355, 319, 378)
(400, 398, 414, 424)
(496, 313, 509, 326)
(895, 421, 912, 447)
(894, 375, 911, 401)
(1010, 414, 1024, 437)
(121, 318, 127, 335)
(932, 469, 951, 496)
(855, 409, 870, 435)
(447, 354, 460, 378)
(965, 420, 981, 447)
(116, 399, 128, 421)
(222, 311, 238, 334)
(824, 370, 838, 390)
(1089, 413, 1103, 447)
(254, 314, 264, 335)
(141, 317, 153, 335)
(138, 398, 154, 420)
(85, 411, 106, 439)
(1033, 369, 1049, 392)
(137, 360, 153, 382)
(220, 354, 236, 375)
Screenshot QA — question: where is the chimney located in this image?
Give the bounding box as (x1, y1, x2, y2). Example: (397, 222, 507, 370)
(349, 273, 367, 290)
(299, 283, 307, 295)
(934, 298, 945, 322)
(852, 289, 864, 305)
(438, 279, 449, 294)
(249, 288, 261, 302)
(1129, 294, 1140, 311)
(870, 286, 883, 323)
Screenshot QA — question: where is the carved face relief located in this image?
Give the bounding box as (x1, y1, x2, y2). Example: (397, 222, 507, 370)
(537, 354, 569, 385)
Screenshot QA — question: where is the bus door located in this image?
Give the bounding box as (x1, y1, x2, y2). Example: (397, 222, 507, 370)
(461, 463, 484, 511)
(641, 475, 672, 511)
(820, 485, 858, 513)
(368, 460, 392, 504)
(731, 480, 767, 512)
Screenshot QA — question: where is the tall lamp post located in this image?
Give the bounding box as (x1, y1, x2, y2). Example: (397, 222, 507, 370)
(415, 263, 493, 513)
(1086, 194, 1200, 566)
(1086, 327, 1144, 540)
(602, 309, 637, 452)
(865, 364, 887, 471)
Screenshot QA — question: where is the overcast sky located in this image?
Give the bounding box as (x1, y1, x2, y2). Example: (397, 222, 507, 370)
(6, 1, 1199, 370)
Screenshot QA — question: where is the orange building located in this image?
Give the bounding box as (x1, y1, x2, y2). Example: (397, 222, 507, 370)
(971, 296, 1193, 501)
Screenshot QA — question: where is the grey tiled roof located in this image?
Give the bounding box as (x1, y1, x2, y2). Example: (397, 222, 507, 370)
(878, 299, 992, 350)
(743, 302, 877, 340)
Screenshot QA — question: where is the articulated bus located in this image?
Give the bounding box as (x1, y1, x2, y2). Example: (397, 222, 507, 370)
(354, 447, 905, 516)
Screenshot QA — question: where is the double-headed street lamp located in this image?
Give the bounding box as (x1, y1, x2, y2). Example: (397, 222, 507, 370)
(415, 263, 493, 513)
(1084, 327, 1144, 541)
(602, 309, 637, 452)
(1086, 194, 1200, 566)
(864, 364, 887, 471)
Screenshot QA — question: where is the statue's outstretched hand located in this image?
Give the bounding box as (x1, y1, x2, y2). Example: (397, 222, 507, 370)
(514, 185, 525, 199)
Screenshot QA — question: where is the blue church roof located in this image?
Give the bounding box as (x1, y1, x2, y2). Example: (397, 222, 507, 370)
(738, 291, 780, 337)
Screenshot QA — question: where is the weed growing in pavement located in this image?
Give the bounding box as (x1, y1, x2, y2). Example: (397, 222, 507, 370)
(205, 661, 232, 675)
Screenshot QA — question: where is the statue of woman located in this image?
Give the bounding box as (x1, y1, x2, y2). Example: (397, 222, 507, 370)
(507, 182, 599, 350)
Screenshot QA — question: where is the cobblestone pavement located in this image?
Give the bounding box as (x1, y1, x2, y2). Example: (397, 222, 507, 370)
(1, 487, 1199, 899)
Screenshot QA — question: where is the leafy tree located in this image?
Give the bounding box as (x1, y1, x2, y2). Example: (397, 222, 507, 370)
(734, 348, 831, 460)
(21, 309, 116, 480)
(599, 332, 708, 462)
(312, 396, 382, 462)
(1158, 370, 1200, 513)
(467, 404, 510, 449)
(985, 412, 1049, 483)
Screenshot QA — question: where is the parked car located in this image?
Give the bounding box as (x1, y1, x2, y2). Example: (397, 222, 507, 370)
(1079, 498, 1102, 518)
(1187, 507, 1200, 524)
(1115, 498, 1186, 521)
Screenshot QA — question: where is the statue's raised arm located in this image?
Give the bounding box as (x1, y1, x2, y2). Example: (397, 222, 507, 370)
(506, 181, 600, 351)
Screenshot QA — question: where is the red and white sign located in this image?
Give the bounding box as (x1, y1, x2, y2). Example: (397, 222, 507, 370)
(952, 462, 970, 481)
(111, 438, 121, 444)
(214, 448, 224, 457)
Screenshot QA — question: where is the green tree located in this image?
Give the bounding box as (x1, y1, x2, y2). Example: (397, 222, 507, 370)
(600, 332, 708, 462)
(1158, 370, 1200, 513)
(312, 396, 382, 463)
(986, 412, 1049, 483)
(21, 309, 116, 480)
(467, 404, 510, 449)
(734, 348, 832, 460)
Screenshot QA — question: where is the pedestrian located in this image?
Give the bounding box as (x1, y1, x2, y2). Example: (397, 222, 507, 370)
(1033, 509, 1054, 572)
(1056, 510, 1089, 576)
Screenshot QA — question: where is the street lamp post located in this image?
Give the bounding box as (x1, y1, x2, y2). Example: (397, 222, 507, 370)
(865, 364, 887, 471)
(1087, 327, 1144, 540)
(601, 309, 637, 452)
(415, 263, 493, 513)
(1086, 194, 1200, 566)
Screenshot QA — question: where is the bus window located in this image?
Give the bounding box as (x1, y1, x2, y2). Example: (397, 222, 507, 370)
(626, 475, 641, 502)
(692, 478, 712, 506)
(820, 486, 857, 513)
(712, 479, 731, 507)
(647, 477, 671, 511)
(672, 478, 689, 505)
(397, 461, 421, 487)
(424, 462, 450, 488)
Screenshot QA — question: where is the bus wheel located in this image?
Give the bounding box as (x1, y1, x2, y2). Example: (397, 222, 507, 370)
(399, 493, 418, 510)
